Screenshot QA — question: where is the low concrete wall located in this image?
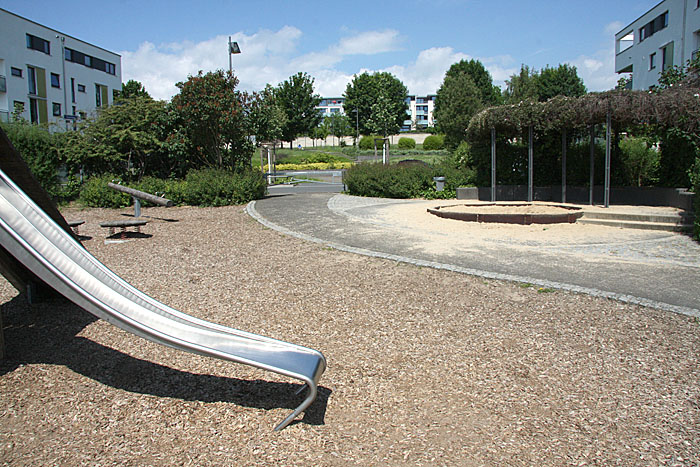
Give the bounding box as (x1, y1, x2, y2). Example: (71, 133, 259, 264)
(470, 185, 695, 211)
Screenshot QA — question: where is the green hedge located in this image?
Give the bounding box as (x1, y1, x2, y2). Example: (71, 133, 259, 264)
(422, 134, 445, 150)
(398, 137, 416, 149)
(359, 135, 383, 150)
(344, 162, 455, 199)
(79, 169, 266, 208)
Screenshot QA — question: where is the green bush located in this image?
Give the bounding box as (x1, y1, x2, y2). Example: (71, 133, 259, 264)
(619, 136, 660, 186)
(1, 121, 62, 199)
(78, 174, 131, 208)
(180, 168, 266, 206)
(422, 134, 445, 150)
(689, 155, 700, 240)
(78, 169, 266, 208)
(436, 142, 476, 190)
(359, 135, 382, 150)
(398, 137, 416, 150)
(344, 163, 436, 199)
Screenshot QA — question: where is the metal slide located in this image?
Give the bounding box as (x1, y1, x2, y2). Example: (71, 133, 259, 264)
(0, 168, 326, 431)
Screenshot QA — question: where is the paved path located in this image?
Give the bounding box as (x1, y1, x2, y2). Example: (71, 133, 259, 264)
(249, 193, 700, 317)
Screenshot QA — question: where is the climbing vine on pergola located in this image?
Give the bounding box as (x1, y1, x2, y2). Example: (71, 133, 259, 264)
(465, 87, 700, 206)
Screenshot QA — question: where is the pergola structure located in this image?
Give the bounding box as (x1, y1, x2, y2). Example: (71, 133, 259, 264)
(468, 87, 700, 207)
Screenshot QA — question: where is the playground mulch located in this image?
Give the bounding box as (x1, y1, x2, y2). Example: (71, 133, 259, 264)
(1, 204, 699, 466)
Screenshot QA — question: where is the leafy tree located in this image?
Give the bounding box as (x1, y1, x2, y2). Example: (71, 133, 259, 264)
(311, 121, 330, 146)
(366, 94, 399, 137)
(119, 79, 151, 100)
(444, 59, 502, 106)
(504, 64, 539, 104)
(247, 84, 287, 144)
(171, 70, 253, 172)
(276, 72, 322, 147)
(536, 64, 586, 101)
(615, 76, 633, 90)
(59, 96, 169, 179)
(343, 72, 408, 136)
(327, 112, 351, 146)
(434, 73, 483, 149)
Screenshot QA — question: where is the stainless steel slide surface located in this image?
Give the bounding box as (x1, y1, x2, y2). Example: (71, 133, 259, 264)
(0, 169, 326, 431)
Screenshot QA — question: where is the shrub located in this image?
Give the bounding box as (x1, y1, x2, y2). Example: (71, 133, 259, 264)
(181, 168, 265, 206)
(344, 163, 436, 199)
(398, 137, 416, 150)
(422, 134, 445, 150)
(78, 169, 266, 208)
(359, 135, 382, 150)
(619, 136, 660, 186)
(1, 121, 62, 198)
(436, 142, 476, 190)
(78, 174, 131, 208)
(689, 155, 700, 240)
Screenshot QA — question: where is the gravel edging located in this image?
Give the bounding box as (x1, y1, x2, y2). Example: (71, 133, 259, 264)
(247, 200, 700, 319)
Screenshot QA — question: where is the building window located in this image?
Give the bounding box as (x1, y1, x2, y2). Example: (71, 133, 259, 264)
(26, 34, 50, 54)
(95, 83, 108, 107)
(640, 11, 669, 42)
(29, 98, 39, 123)
(52, 102, 61, 117)
(77, 84, 86, 93)
(649, 52, 656, 70)
(27, 66, 37, 95)
(13, 101, 25, 114)
(661, 42, 674, 70)
(65, 47, 116, 75)
(71, 78, 76, 103)
(50, 73, 60, 88)
(11, 67, 22, 77)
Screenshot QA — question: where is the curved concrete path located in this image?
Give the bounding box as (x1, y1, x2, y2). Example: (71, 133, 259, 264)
(249, 193, 700, 317)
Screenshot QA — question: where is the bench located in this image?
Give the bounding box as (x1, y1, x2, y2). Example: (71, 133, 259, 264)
(99, 219, 148, 239)
(67, 220, 85, 235)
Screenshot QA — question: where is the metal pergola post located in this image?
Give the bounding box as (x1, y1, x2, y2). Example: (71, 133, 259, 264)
(528, 125, 533, 202)
(491, 128, 496, 202)
(589, 125, 595, 205)
(604, 110, 611, 208)
(561, 128, 567, 204)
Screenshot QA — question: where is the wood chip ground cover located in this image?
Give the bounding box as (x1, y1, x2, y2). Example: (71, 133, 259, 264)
(1, 205, 698, 466)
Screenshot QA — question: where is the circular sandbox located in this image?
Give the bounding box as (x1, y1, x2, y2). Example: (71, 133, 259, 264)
(427, 203, 584, 225)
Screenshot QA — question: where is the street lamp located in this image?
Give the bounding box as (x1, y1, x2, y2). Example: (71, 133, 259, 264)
(228, 37, 241, 74)
(352, 108, 359, 147)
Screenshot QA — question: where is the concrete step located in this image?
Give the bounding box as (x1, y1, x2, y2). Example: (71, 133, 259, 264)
(577, 218, 694, 232)
(580, 210, 694, 224)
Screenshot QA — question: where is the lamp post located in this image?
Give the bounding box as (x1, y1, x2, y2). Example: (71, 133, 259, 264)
(228, 37, 241, 74)
(352, 108, 359, 147)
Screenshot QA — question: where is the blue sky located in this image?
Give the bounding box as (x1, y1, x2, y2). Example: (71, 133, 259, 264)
(3, 0, 655, 100)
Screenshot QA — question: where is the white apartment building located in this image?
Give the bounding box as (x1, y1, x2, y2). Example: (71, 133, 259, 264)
(317, 97, 345, 117)
(0, 8, 122, 127)
(316, 94, 437, 132)
(403, 95, 437, 131)
(615, 0, 700, 90)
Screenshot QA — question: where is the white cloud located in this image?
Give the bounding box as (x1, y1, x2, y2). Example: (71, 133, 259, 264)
(332, 30, 402, 55)
(120, 27, 304, 100)
(120, 27, 405, 101)
(605, 21, 624, 36)
(380, 47, 517, 96)
(569, 48, 619, 92)
(121, 24, 613, 102)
